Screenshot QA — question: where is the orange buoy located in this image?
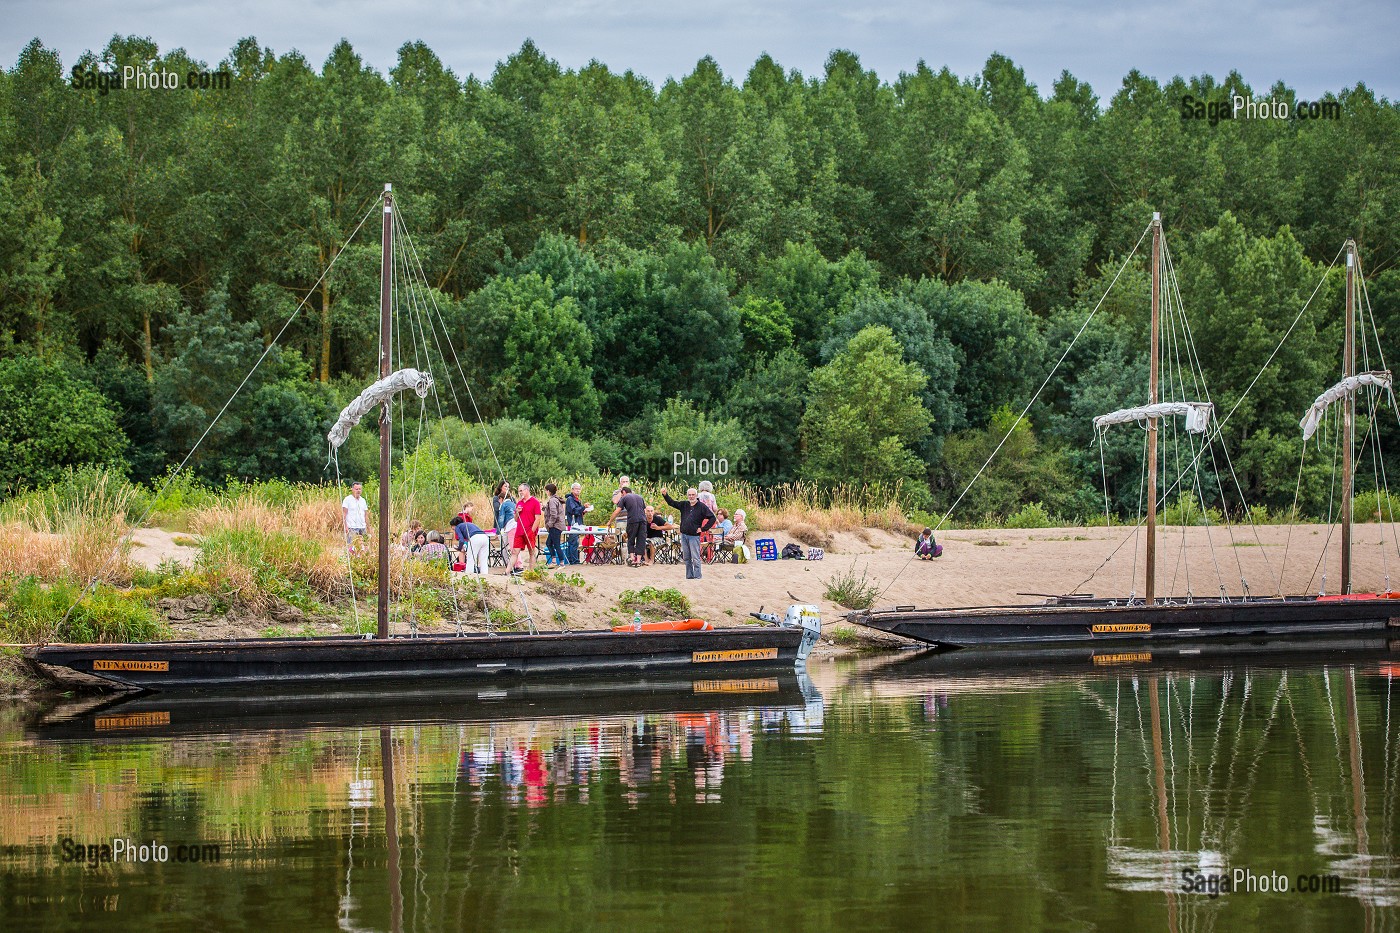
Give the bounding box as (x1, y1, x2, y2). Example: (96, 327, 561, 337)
(611, 618, 714, 633)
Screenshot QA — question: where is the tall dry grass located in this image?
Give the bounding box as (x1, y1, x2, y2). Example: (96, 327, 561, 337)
(750, 482, 921, 538)
(0, 467, 135, 584)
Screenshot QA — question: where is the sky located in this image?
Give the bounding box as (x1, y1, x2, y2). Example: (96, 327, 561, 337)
(4, 0, 1397, 101)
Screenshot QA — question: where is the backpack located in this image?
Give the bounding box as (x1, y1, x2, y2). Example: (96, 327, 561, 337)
(781, 542, 805, 559)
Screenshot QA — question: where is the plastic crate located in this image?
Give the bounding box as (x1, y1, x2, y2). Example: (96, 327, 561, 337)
(754, 538, 778, 561)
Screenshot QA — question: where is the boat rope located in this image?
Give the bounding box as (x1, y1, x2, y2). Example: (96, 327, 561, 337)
(1072, 243, 1347, 600)
(1305, 410, 1345, 595)
(1162, 236, 1267, 592)
(393, 211, 492, 493)
(392, 212, 489, 633)
(879, 220, 1154, 598)
(58, 196, 382, 631)
(1278, 441, 1310, 596)
(395, 205, 508, 486)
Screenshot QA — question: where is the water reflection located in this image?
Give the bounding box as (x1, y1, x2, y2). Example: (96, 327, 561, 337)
(2, 647, 1397, 932)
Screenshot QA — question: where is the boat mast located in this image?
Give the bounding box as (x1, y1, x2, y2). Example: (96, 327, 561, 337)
(378, 183, 394, 638)
(1341, 241, 1357, 594)
(1146, 212, 1161, 604)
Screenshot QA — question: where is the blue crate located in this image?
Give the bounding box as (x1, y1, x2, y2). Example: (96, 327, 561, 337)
(754, 538, 778, 561)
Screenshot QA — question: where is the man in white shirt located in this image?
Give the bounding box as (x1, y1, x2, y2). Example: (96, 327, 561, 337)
(342, 482, 371, 547)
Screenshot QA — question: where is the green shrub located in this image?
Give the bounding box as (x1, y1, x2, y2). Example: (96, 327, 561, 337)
(617, 586, 692, 619)
(1161, 492, 1223, 526)
(1353, 489, 1397, 524)
(1004, 501, 1054, 529)
(0, 576, 166, 643)
(823, 565, 880, 610)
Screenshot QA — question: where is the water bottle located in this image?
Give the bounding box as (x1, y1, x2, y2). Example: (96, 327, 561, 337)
(632, 610, 642, 632)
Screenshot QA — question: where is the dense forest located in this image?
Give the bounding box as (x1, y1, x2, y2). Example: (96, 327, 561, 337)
(2, 35, 1398, 521)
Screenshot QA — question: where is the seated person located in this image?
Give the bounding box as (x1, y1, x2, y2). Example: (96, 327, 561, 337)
(715, 508, 734, 541)
(419, 530, 451, 559)
(726, 509, 748, 544)
(410, 529, 428, 553)
(644, 505, 676, 564)
(915, 528, 937, 560)
(399, 519, 424, 550)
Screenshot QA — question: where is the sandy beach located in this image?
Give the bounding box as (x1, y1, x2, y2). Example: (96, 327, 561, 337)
(128, 522, 1400, 646)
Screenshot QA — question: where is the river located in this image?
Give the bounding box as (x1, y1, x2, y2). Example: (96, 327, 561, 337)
(2, 645, 1397, 931)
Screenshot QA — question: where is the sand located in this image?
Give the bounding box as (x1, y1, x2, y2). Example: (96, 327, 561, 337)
(132, 521, 1400, 646)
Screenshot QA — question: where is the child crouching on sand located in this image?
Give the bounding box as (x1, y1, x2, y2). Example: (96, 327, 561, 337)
(915, 528, 941, 560)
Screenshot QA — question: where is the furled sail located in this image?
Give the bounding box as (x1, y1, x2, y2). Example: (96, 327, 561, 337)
(327, 369, 434, 450)
(1299, 371, 1393, 441)
(1094, 401, 1213, 435)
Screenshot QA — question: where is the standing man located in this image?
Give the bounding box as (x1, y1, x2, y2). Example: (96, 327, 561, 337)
(513, 483, 543, 575)
(342, 482, 371, 551)
(610, 485, 648, 567)
(564, 482, 588, 564)
(661, 485, 715, 580)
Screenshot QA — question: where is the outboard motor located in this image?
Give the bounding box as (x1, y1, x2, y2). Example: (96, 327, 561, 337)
(751, 604, 822, 666)
(785, 604, 822, 666)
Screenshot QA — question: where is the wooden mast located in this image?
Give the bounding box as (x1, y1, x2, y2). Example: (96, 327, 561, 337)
(1146, 212, 1161, 604)
(378, 183, 393, 638)
(1341, 241, 1356, 594)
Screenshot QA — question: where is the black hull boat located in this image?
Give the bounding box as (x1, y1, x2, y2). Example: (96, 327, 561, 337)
(855, 224, 1398, 655)
(857, 632, 1400, 679)
(849, 594, 1400, 649)
(25, 612, 821, 694)
(29, 668, 818, 741)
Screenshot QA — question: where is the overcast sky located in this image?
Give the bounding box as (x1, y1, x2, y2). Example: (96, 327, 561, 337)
(5, 0, 1396, 101)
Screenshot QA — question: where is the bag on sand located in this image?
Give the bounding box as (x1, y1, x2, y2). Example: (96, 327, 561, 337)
(737, 544, 750, 563)
(806, 547, 824, 561)
(780, 542, 805, 559)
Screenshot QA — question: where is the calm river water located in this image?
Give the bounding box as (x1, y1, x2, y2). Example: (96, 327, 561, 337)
(2, 645, 1398, 931)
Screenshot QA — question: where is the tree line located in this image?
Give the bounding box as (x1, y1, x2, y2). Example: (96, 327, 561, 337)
(1, 35, 1397, 520)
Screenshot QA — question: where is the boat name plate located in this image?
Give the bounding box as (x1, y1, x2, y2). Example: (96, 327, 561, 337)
(1091, 652, 1152, 665)
(93, 659, 169, 672)
(692, 648, 779, 663)
(694, 678, 780, 693)
(1089, 623, 1151, 634)
(94, 711, 170, 730)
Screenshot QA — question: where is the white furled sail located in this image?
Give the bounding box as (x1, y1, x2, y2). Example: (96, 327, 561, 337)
(327, 368, 434, 450)
(1299, 371, 1393, 441)
(1094, 401, 1213, 435)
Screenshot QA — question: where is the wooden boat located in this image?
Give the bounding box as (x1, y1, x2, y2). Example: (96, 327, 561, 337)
(854, 219, 1398, 650)
(29, 668, 817, 740)
(25, 621, 818, 693)
(24, 184, 820, 694)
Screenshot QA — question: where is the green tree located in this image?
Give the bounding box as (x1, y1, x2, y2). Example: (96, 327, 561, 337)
(635, 397, 752, 486)
(465, 272, 601, 433)
(801, 325, 932, 499)
(0, 355, 127, 493)
(721, 348, 810, 485)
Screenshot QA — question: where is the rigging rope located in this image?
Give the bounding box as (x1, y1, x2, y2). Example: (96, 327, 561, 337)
(60, 196, 383, 630)
(880, 220, 1155, 598)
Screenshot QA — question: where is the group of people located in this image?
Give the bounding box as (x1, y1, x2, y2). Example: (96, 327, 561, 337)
(343, 475, 748, 581)
(606, 476, 746, 579)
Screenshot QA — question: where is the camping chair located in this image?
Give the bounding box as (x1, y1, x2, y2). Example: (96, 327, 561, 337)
(589, 532, 623, 565)
(714, 532, 741, 564)
(488, 534, 507, 568)
(655, 531, 683, 564)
